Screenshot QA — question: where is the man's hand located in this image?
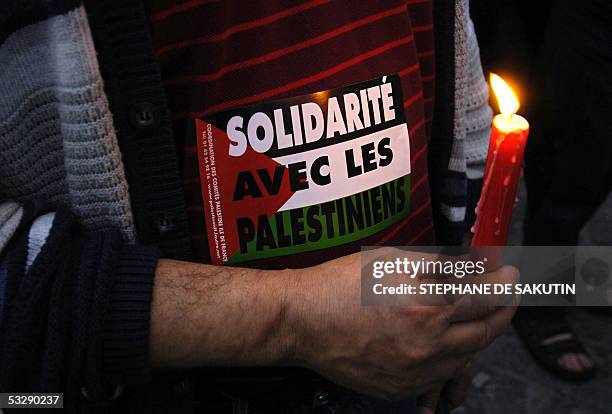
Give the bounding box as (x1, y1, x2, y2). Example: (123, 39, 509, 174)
(285, 252, 517, 400)
(149, 251, 517, 403)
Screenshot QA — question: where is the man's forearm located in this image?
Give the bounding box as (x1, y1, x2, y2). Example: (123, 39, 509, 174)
(149, 259, 299, 369)
(146, 252, 517, 401)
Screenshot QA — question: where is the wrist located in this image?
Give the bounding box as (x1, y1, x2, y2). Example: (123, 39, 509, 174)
(271, 266, 302, 366)
(279, 264, 325, 368)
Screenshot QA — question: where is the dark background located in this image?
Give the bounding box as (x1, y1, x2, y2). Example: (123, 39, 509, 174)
(463, 1, 611, 412)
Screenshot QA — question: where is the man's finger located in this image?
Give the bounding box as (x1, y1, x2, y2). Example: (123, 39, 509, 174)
(417, 386, 442, 414)
(442, 361, 474, 409)
(441, 305, 517, 354)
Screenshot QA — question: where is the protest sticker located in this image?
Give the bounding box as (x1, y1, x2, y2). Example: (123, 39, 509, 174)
(195, 75, 412, 264)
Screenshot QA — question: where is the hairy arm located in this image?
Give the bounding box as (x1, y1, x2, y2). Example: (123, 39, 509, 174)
(148, 253, 516, 401)
(149, 259, 298, 369)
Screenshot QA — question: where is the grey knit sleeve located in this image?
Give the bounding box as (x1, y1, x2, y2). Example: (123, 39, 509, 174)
(440, 0, 492, 232)
(463, 16, 493, 182)
(450, 1, 492, 182)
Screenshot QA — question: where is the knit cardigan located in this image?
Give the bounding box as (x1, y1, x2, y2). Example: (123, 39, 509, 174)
(0, 0, 491, 410)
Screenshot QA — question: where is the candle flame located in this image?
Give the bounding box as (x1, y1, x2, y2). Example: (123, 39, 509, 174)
(490, 73, 520, 116)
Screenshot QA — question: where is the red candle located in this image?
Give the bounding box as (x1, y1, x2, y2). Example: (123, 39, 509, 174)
(472, 74, 530, 246)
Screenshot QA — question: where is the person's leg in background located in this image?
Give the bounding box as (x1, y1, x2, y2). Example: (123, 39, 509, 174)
(515, 0, 612, 381)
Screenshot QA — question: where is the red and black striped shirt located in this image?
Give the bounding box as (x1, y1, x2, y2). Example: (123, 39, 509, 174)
(147, 0, 436, 267)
